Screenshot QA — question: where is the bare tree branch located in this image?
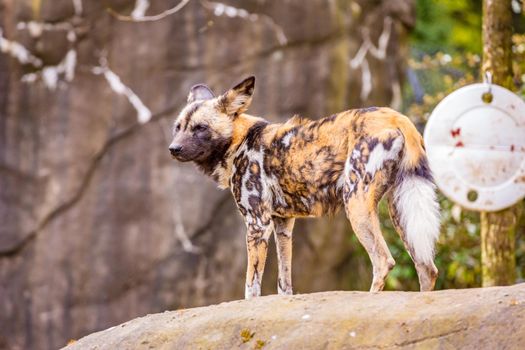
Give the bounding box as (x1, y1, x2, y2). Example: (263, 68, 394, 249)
(16, 21, 73, 37)
(22, 49, 77, 90)
(174, 205, 202, 254)
(107, 0, 191, 22)
(0, 28, 43, 67)
(15, 0, 82, 89)
(349, 17, 392, 101)
(72, 0, 83, 15)
(92, 55, 152, 124)
(201, 0, 287, 45)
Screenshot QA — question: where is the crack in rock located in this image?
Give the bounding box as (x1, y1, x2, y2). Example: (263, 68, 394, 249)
(0, 105, 178, 258)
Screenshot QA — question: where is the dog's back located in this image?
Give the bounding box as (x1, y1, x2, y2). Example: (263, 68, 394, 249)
(244, 107, 431, 218)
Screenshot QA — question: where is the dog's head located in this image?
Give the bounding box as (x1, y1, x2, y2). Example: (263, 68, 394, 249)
(169, 76, 255, 166)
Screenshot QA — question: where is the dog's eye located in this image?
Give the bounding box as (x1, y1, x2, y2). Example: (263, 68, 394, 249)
(193, 124, 208, 132)
(175, 124, 181, 132)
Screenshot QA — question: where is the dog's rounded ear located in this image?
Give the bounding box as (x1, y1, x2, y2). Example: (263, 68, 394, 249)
(187, 84, 215, 103)
(220, 76, 255, 117)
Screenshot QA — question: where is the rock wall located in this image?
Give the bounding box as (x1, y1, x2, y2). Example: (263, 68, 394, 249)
(65, 284, 525, 350)
(0, 0, 414, 349)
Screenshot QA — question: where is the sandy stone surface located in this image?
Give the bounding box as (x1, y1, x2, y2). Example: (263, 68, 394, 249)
(65, 283, 525, 349)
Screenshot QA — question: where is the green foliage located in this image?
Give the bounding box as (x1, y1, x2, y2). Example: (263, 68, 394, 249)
(412, 0, 482, 54)
(382, 0, 525, 291)
(343, 0, 525, 292)
(403, 51, 482, 122)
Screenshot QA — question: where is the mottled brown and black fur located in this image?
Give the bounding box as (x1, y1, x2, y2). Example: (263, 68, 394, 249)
(170, 77, 441, 299)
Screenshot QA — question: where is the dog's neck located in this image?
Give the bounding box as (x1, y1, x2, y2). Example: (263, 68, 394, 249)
(208, 113, 268, 189)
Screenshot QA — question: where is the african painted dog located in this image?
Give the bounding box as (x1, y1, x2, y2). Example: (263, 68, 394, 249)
(169, 77, 440, 299)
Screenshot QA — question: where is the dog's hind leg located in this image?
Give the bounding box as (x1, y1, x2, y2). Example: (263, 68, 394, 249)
(344, 194, 395, 292)
(273, 217, 295, 295)
(343, 132, 402, 292)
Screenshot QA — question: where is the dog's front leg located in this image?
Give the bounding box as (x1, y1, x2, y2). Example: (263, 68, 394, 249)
(245, 220, 273, 299)
(274, 217, 295, 295)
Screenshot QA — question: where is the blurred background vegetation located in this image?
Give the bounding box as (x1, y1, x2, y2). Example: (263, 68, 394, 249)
(368, 0, 525, 291)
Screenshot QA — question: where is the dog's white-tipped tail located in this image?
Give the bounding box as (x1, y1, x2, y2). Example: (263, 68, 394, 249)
(393, 174, 440, 264)
(392, 116, 441, 265)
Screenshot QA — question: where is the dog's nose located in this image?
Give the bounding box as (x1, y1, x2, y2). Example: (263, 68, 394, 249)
(169, 145, 183, 156)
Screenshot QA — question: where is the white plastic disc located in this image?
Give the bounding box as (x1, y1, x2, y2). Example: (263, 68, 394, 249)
(424, 83, 525, 211)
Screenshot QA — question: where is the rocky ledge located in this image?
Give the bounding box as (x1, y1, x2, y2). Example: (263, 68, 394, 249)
(64, 284, 525, 349)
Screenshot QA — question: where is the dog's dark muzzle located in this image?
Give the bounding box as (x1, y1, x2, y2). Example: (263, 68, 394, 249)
(169, 145, 183, 157)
